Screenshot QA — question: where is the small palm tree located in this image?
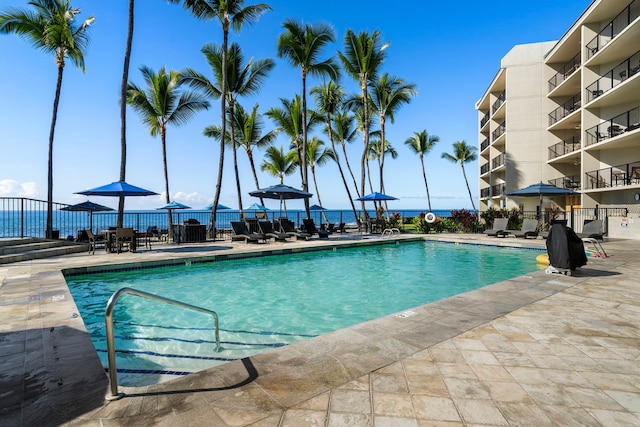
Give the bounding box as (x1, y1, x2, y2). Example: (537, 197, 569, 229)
(277, 19, 339, 218)
(441, 140, 478, 213)
(0, 0, 94, 239)
(261, 145, 297, 184)
(369, 73, 416, 194)
(404, 130, 439, 211)
(338, 29, 387, 215)
(176, 0, 271, 235)
(331, 110, 360, 197)
(127, 66, 209, 238)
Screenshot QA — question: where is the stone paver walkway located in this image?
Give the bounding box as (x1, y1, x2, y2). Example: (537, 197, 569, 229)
(1, 234, 639, 426)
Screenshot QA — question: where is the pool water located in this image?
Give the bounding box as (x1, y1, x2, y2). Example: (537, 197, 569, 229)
(66, 241, 541, 385)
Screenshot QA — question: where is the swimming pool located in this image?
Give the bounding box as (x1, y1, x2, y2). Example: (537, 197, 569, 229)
(66, 240, 541, 385)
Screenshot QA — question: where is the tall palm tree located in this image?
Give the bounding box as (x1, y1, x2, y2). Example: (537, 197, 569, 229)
(441, 140, 478, 213)
(404, 130, 439, 211)
(127, 66, 209, 238)
(231, 103, 278, 206)
(260, 145, 297, 184)
(338, 29, 387, 217)
(0, 0, 93, 239)
(176, 0, 271, 236)
(311, 81, 359, 224)
(277, 19, 339, 218)
(369, 73, 416, 194)
(181, 42, 273, 217)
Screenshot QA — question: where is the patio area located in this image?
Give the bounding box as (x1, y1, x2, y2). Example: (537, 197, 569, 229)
(1, 234, 640, 426)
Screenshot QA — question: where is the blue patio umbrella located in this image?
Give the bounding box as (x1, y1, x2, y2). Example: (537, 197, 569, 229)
(309, 204, 325, 210)
(203, 203, 231, 210)
(249, 184, 312, 217)
(157, 201, 191, 210)
(76, 181, 158, 197)
(61, 200, 114, 231)
(244, 203, 269, 211)
(508, 182, 579, 209)
(355, 192, 398, 201)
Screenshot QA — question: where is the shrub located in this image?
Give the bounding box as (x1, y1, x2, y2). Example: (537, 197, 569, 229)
(450, 209, 476, 232)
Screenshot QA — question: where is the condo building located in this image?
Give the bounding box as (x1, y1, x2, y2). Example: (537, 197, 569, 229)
(477, 0, 640, 239)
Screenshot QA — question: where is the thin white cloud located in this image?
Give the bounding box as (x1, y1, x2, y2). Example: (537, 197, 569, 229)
(0, 179, 39, 198)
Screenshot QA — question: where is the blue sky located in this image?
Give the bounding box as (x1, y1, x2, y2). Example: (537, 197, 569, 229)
(1, 0, 592, 211)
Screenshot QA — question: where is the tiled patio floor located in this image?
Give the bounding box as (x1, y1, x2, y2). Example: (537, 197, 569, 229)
(1, 234, 639, 426)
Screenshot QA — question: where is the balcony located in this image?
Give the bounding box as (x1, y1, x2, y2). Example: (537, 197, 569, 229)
(480, 187, 490, 198)
(586, 0, 640, 60)
(491, 183, 506, 197)
(548, 53, 581, 91)
(491, 153, 505, 170)
(548, 136, 581, 160)
(586, 50, 640, 103)
(585, 105, 640, 146)
(548, 94, 581, 126)
(548, 175, 581, 191)
(491, 122, 505, 142)
(491, 91, 505, 114)
(480, 162, 490, 175)
(585, 161, 640, 190)
(480, 137, 490, 152)
(480, 111, 490, 129)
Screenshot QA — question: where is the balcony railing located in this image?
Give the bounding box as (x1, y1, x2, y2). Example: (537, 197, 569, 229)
(549, 94, 581, 125)
(585, 105, 640, 146)
(586, 50, 640, 103)
(491, 153, 505, 169)
(480, 137, 490, 152)
(480, 111, 490, 128)
(548, 135, 581, 160)
(548, 52, 581, 91)
(585, 161, 640, 189)
(548, 175, 581, 191)
(480, 187, 490, 198)
(480, 162, 490, 175)
(491, 183, 506, 197)
(586, 0, 640, 59)
(491, 122, 505, 141)
(492, 91, 505, 114)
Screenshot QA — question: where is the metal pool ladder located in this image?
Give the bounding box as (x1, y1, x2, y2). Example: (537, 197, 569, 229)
(381, 228, 400, 238)
(104, 287, 221, 400)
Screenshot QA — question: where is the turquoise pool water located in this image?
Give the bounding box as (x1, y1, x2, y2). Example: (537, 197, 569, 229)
(66, 241, 541, 385)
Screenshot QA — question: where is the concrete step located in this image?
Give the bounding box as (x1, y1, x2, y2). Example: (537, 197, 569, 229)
(0, 239, 88, 265)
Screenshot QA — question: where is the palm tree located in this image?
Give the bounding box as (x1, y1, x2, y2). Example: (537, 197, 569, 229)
(311, 81, 359, 224)
(265, 96, 323, 189)
(127, 66, 209, 238)
(338, 29, 387, 217)
(331, 110, 360, 197)
(176, 0, 271, 236)
(181, 42, 273, 217)
(404, 130, 439, 211)
(367, 135, 398, 214)
(369, 73, 416, 194)
(441, 140, 478, 213)
(0, 0, 93, 239)
(261, 145, 297, 184)
(277, 19, 339, 218)
(290, 136, 333, 222)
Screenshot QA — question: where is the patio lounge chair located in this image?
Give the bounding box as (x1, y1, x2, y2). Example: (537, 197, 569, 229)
(277, 218, 311, 240)
(510, 218, 539, 239)
(86, 229, 105, 254)
(231, 221, 264, 243)
(484, 218, 509, 237)
(577, 219, 604, 240)
(302, 219, 330, 238)
(328, 222, 346, 233)
(258, 220, 289, 242)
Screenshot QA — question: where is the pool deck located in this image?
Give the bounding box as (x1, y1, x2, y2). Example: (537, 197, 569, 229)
(2, 233, 640, 426)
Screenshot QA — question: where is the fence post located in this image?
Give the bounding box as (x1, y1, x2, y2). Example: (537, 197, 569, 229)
(570, 205, 574, 229)
(20, 198, 25, 238)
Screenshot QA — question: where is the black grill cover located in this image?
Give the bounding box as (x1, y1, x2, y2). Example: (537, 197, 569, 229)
(546, 223, 587, 271)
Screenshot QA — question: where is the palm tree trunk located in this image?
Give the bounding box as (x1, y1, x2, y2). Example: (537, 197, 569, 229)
(461, 163, 477, 213)
(229, 102, 243, 216)
(327, 119, 359, 224)
(420, 156, 432, 211)
(117, 0, 135, 229)
(209, 23, 229, 238)
(310, 166, 328, 223)
(161, 127, 173, 240)
(360, 79, 370, 223)
(246, 150, 264, 206)
(301, 72, 310, 218)
(379, 115, 385, 194)
(46, 63, 64, 239)
(341, 141, 360, 198)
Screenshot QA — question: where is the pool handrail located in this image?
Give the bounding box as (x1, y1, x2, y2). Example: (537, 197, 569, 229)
(104, 286, 221, 400)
